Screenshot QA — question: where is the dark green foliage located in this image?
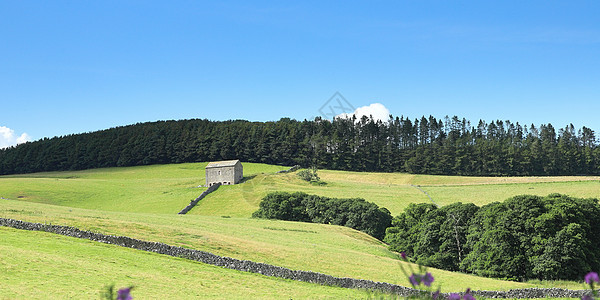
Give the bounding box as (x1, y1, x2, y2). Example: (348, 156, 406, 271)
(251, 192, 310, 222)
(461, 196, 542, 280)
(463, 194, 600, 281)
(385, 194, 600, 281)
(1, 116, 599, 176)
(531, 223, 590, 280)
(253, 192, 392, 240)
(384, 202, 478, 271)
(297, 167, 321, 183)
(384, 203, 438, 258)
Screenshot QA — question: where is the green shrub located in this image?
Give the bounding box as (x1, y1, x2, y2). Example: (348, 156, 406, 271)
(253, 191, 392, 240)
(252, 192, 311, 222)
(384, 202, 477, 272)
(384, 194, 600, 281)
(297, 167, 321, 183)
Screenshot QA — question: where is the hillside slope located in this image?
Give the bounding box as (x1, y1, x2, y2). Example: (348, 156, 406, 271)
(0, 226, 361, 299)
(2, 162, 599, 217)
(1, 163, 596, 294)
(0, 162, 287, 214)
(0, 199, 547, 292)
(192, 168, 600, 217)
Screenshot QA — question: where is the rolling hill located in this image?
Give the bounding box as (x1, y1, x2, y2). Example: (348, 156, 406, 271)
(0, 226, 361, 299)
(1, 162, 597, 297)
(2, 162, 599, 217)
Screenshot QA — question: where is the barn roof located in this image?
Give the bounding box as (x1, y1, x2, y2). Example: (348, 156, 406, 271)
(206, 160, 241, 168)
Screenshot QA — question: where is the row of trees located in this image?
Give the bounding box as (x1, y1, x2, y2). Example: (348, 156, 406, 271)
(384, 194, 600, 281)
(252, 191, 392, 240)
(1, 115, 600, 175)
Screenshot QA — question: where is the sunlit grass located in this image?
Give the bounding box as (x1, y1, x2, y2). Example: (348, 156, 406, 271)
(0, 226, 362, 299)
(195, 168, 600, 217)
(0, 163, 596, 295)
(0, 162, 288, 214)
(422, 180, 600, 207)
(2, 163, 598, 217)
(0, 200, 583, 293)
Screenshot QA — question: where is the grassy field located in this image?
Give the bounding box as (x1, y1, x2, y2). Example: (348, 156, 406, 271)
(1, 162, 597, 297)
(0, 163, 287, 214)
(196, 168, 600, 217)
(2, 162, 599, 217)
(0, 199, 585, 293)
(0, 226, 361, 299)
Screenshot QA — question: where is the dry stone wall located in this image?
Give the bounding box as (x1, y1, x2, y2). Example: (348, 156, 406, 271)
(178, 183, 220, 214)
(276, 165, 300, 173)
(0, 217, 592, 298)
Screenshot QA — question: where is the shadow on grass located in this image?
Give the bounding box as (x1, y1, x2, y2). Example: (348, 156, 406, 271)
(239, 175, 257, 184)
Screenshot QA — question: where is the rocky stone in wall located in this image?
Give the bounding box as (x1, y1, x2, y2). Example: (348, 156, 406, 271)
(178, 183, 221, 214)
(276, 165, 301, 174)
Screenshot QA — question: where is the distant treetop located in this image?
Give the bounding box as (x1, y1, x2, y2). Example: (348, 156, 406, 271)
(0, 116, 598, 176)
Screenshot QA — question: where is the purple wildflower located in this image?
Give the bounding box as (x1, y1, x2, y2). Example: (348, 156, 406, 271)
(463, 293, 476, 300)
(448, 293, 461, 300)
(409, 274, 420, 286)
(463, 288, 475, 300)
(422, 272, 434, 287)
(117, 287, 133, 300)
(432, 290, 440, 300)
(585, 272, 600, 284)
(401, 252, 407, 260)
(581, 295, 594, 300)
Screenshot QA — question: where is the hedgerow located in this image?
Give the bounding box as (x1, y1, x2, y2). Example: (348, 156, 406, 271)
(384, 194, 600, 281)
(253, 191, 392, 240)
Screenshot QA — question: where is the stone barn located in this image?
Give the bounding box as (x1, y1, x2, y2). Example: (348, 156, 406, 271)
(205, 160, 243, 187)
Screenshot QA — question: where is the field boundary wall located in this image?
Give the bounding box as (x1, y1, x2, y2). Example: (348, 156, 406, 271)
(0, 217, 592, 298)
(276, 165, 301, 173)
(178, 183, 221, 214)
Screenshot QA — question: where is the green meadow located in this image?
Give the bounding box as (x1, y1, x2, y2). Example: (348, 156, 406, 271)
(1, 162, 598, 297)
(195, 167, 600, 217)
(0, 226, 360, 299)
(0, 163, 287, 214)
(0, 200, 538, 293)
(2, 162, 599, 217)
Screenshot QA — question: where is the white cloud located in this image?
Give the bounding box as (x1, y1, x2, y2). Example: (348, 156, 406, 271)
(0, 126, 32, 149)
(335, 103, 391, 123)
(16, 132, 32, 144)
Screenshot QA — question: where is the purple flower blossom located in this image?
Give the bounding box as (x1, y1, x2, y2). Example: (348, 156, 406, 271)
(409, 274, 420, 286)
(463, 288, 475, 300)
(422, 272, 434, 287)
(117, 287, 133, 300)
(401, 252, 407, 260)
(585, 272, 599, 284)
(463, 293, 476, 300)
(432, 290, 440, 300)
(581, 295, 594, 300)
(448, 293, 461, 300)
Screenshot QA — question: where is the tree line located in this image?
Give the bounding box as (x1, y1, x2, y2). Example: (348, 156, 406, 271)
(252, 191, 392, 240)
(1, 115, 599, 175)
(384, 194, 600, 281)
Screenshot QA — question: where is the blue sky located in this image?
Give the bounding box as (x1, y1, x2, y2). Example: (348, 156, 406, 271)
(1, 1, 599, 146)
